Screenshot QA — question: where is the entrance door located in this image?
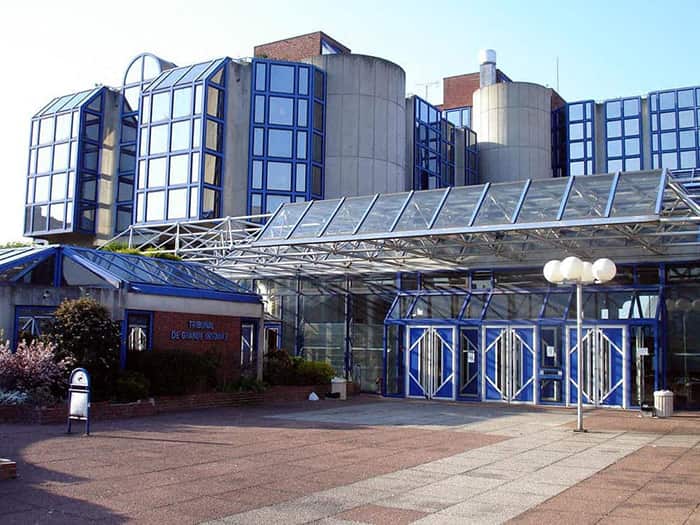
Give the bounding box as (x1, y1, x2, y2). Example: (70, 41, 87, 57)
(460, 328, 479, 398)
(567, 326, 626, 408)
(406, 327, 455, 400)
(483, 326, 536, 403)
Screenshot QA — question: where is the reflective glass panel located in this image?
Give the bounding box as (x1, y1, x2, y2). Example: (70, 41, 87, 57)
(290, 199, 341, 238)
(192, 118, 201, 148)
(146, 191, 165, 221)
(203, 154, 221, 185)
(55, 114, 71, 141)
(149, 125, 169, 154)
(39, 118, 54, 144)
(606, 101, 621, 118)
(269, 97, 293, 125)
(661, 132, 677, 150)
(625, 138, 640, 156)
(167, 188, 187, 219)
(357, 193, 409, 234)
(660, 112, 676, 130)
(53, 143, 69, 171)
(516, 178, 568, 223)
(189, 187, 199, 217)
(266, 195, 290, 213)
(252, 160, 262, 188)
(623, 98, 640, 116)
(33, 205, 48, 231)
(267, 162, 291, 190)
(206, 87, 223, 119)
(314, 69, 324, 99)
(568, 104, 584, 121)
(268, 129, 292, 157)
(297, 131, 307, 159)
(609, 172, 661, 217)
(312, 133, 322, 162)
(432, 184, 485, 228)
(680, 130, 696, 149)
(259, 201, 308, 240)
(313, 102, 323, 131)
(562, 175, 613, 219)
(473, 181, 527, 226)
(295, 164, 306, 192)
(680, 150, 697, 169)
(169, 154, 188, 185)
(297, 99, 308, 126)
(312, 166, 322, 195)
(253, 128, 264, 156)
(394, 189, 446, 231)
(607, 120, 621, 138)
(171, 120, 190, 151)
(607, 140, 622, 157)
(34, 176, 49, 202)
(194, 85, 203, 114)
(191, 152, 200, 182)
(679, 110, 694, 128)
(298, 67, 309, 95)
(50, 172, 67, 200)
(659, 92, 675, 110)
(49, 203, 65, 229)
(151, 92, 170, 122)
(625, 158, 641, 171)
(172, 87, 193, 118)
(624, 118, 639, 135)
(254, 95, 265, 123)
(205, 120, 222, 151)
(255, 63, 266, 91)
(678, 89, 694, 108)
(270, 65, 294, 93)
(662, 152, 678, 169)
(36, 147, 51, 174)
(569, 123, 583, 140)
(148, 157, 166, 188)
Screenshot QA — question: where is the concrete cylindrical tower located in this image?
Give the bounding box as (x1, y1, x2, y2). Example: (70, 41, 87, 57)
(472, 81, 553, 183)
(305, 54, 407, 197)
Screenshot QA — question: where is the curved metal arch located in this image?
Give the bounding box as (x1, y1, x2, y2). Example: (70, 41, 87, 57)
(122, 52, 176, 87)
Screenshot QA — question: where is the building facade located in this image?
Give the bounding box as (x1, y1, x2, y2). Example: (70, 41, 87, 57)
(21, 32, 700, 410)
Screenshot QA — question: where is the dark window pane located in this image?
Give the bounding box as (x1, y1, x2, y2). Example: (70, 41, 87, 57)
(312, 133, 323, 162)
(312, 165, 322, 195)
(80, 178, 97, 201)
(82, 144, 99, 171)
(314, 69, 324, 100)
(202, 188, 220, 218)
(313, 102, 323, 131)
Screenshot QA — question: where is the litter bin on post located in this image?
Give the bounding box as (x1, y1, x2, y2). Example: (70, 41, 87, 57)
(331, 377, 347, 400)
(653, 390, 674, 418)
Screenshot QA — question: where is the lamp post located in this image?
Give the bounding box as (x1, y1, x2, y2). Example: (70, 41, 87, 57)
(543, 256, 617, 432)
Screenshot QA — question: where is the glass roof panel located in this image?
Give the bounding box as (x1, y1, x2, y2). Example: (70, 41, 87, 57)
(259, 202, 310, 240)
(562, 174, 613, 220)
(196, 58, 227, 82)
(516, 178, 569, 223)
(432, 185, 485, 229)
(323, 195, 375, 236)
(0, 246, 54, 275)
(35, 87, 101, 117)
(394, 189, 447, 232)
(289, 199, 342, 239)
(175, 61, 211, 84)
(609, 172, 662, 217)
(154, 65, 191, 89)
(357, 192, 411, 234)
(473, 181, 527, 226)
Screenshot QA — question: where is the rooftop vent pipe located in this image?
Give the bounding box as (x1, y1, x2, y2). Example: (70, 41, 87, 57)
(479, 49, 497, 88)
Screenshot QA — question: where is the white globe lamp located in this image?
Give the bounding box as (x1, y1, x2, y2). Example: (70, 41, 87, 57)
(560, 256, 583, 281)
(581, 261, 595, 284)
(592, 258, 616, 283)
(543, 260, 563, 284)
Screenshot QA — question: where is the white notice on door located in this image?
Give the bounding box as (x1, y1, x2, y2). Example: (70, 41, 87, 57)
(546, 345, 556, 358)
(467, 350, 476, 363)
(636, 347, 649, 357)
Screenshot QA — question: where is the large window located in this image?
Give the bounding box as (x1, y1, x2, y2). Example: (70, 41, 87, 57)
(25, 88, 105, 235)
(135, 58, 228, 224)
(566, 100, 595, 175)
(444, 106, 472, 129)
(413, 96, 456, 190)
(650, 87, 700, 171)
(248, 59, 326, 217)
(605, 97, 642, 172)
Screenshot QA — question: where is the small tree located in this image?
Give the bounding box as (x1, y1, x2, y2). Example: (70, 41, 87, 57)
(48, 298, 121, 400)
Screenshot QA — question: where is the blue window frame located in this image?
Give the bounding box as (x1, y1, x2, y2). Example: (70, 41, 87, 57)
(135, 58, 229, 224)
(566, 100, 595, 176)
(444, 106, 472, 129)
(116, 53, 175, 233)
(649, 87, 700, 172)
(248, 59, 326, 217)
(25, 87, 106, 236)
(605, 97, 643, 172)
(413, 96, 456, 190)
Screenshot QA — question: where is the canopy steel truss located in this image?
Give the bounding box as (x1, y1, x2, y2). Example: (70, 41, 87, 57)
(106, 171, 700, 279)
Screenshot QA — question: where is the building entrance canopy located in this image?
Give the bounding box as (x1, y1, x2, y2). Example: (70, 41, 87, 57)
(112, 170, 700, 278)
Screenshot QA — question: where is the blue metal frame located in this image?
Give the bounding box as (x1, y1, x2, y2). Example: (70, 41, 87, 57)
(649, 86, 700, 172)
(604, 97, 643, 172)
(25, 88, 106, 236)
(565, 100, 596, 176)
(13, 305, 56, 349)
(135, 58, 229, 224)
(413, 96, 457, 190)
(247, 59, 326, 217)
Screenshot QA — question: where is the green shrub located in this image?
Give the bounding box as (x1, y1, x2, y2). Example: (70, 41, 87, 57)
(219, 377, 266, 393)
(263, 349, 335, 386)
(127, 350, 219, 395)
(101, 242, 181, 261)
(46, 298, 120, 401)
(115, 371, 150, 402)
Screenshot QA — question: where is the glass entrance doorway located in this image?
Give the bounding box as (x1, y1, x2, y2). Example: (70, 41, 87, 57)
(567, 326, 626, 408)
(483, 326, 536, 403)
(406, 326, 456, 400)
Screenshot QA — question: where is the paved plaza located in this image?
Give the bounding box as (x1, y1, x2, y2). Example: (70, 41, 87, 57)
(1, 397, 699, 524)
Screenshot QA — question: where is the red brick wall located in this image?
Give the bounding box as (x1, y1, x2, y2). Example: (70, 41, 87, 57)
(442, 72, 480, 109)
(254, 31, 350, 61)
(152, 312, 242, 383)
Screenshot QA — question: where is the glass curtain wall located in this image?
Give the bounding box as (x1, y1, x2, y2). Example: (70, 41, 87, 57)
(605, 97, 642, 172)
(135, 59, 228, 223)
(413, 96, 456, 190)
(248, 59, 326, 216)
(25, 88, 105, 235)
(650, 87, 700, 171)
(116, 54, 173, 233)
(566, 100, 595, 175)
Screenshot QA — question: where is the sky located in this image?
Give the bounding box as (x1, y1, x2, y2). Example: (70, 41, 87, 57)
(2, 0, 699, 242)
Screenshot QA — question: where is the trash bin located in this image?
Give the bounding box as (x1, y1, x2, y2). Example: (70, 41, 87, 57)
(653, 390, 674, 418)
(331, 377, 347, 400)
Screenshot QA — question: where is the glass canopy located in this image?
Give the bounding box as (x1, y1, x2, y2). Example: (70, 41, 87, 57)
(34, 87, 103, 118)
(257, 171, 667, 243)
(142, 58, 228, 93)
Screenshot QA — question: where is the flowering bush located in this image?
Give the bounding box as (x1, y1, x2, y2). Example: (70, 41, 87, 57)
(0, 340, 73, 403)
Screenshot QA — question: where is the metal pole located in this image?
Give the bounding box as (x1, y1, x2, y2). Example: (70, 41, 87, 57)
(575, 282, 585, 432)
